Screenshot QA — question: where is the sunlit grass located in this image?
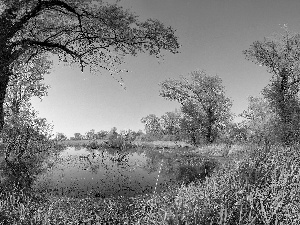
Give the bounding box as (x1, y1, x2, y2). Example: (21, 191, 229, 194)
(1, 143, 300, 224)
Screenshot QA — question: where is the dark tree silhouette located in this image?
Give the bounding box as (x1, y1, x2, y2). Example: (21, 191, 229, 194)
(0, 0, 180, 131)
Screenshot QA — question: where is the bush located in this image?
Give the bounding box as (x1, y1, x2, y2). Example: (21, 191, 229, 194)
(0, 117, 53, 194)
(86, 141, 100, 149)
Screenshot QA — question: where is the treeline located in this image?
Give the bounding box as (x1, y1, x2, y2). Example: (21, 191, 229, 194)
(54, 128, 145, 142)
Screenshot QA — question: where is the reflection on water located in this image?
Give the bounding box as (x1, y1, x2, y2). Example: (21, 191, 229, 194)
(32, 147, 175, 198)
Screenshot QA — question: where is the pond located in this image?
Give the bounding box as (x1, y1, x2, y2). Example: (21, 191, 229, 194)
(32, 146, 179, 199)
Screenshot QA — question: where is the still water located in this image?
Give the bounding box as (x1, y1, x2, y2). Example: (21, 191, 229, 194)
(32, 147, 176, 199)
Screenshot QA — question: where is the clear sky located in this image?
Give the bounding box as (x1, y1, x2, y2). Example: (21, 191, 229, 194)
(30, 0, 300, 138)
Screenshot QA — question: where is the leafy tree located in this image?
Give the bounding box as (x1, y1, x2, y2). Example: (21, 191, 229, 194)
(125, 129, 139, 142)
(107, 126, 118, 140)
(160, 109, 181, 136)
(160, 70, 233, 144)
(244, 30, 300, 145)
(74, 132, 82, 140)
(85, 129, 95, 140)
(4, 53, 51, 119)
(0, 0, 180, 131)
(223, 121, 249, 145)
(96, 130, 108, 139)
(179, 101, 205, 145)
(141, 114, 163, 136)
(118, 129, 134, 142)
(54, 132, 67, 141)
(240, 96, 279, 146)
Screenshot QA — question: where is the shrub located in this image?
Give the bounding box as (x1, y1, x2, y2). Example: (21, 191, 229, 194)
(86, 140, 100, 149)
(0, 115, 53, 195)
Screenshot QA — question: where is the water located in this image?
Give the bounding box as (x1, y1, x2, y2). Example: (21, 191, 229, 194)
(32, 147, 175, 199)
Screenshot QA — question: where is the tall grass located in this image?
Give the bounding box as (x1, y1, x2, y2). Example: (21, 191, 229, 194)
(1, 143, 300, 224)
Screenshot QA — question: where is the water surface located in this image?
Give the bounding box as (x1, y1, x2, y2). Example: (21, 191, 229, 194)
(33, 147, 175, 198)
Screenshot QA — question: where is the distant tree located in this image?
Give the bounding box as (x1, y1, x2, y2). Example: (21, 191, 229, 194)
(107, 127, 118, 140)
(0, 0, 180, 132)
(244, 29, 300, 145)
(133, 129, 145, 141)
(85, 129, 95, 140)
(160, 110, 181, 136)
(118, 129, 139, 142)
(96, 130, 108, 139)
(141, 114, 163, 136)
(54, 132, 67, 141)
(126, 130, 138, 142)
(74, 132, 82, 140)
(160, 70, 233, 144)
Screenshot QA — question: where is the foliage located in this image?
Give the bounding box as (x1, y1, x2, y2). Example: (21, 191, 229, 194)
(1, 109, 54, 193)
(244, 29, 300, 145)
(104, 127, 135, 149)
(160, 70, 233, 144)
(96, 130, 108, 139)
(160, 109, 182, 136)
(141, 114, 163, 136)
(0, 0, 180, 131)
(73, 132, 83, 140)
(141, 110, 183, 142)
(179, 101, 206, 145)
(54, 132, 67, 141)
(85, 129, 96, 140)
(240, 96, 279, 146)
(4, 53, 51, 118)
(221, 121, 249, 145)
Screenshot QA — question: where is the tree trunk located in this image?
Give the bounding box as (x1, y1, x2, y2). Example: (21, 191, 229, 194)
(0, 68, 10, 132)
(206, 107, 216, 144)
(277, 70, 295, 145)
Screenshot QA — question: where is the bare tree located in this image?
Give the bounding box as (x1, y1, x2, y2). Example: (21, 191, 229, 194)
(0, 0, 180, 131)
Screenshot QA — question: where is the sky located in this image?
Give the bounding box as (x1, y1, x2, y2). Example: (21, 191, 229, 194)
(30, 0, 300, 138)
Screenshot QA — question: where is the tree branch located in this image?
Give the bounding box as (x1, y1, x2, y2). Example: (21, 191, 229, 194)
(15, 0, 82, 34)
(20, 39, 87, 71)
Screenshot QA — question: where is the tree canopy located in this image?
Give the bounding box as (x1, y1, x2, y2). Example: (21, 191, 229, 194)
(160, 70, 232, 144)
(0, 0, 180, 131)
(244, 30, 300, 145)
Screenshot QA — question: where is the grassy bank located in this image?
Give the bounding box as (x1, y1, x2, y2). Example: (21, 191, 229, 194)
(1, 143, 300, 224)
(58, 139, 193, 148)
